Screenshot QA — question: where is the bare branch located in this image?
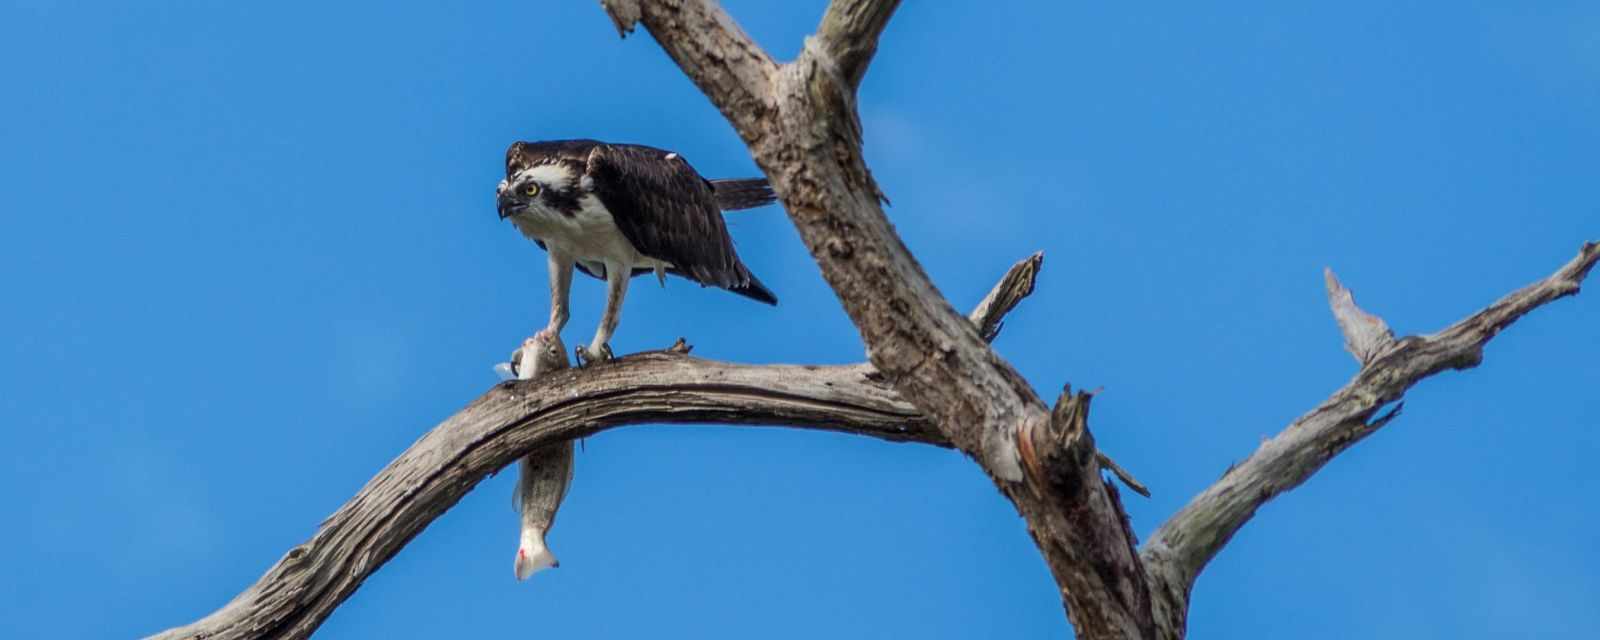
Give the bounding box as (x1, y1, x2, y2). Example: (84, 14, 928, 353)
(816, 0, 902, 90)
(1141, 241, 1600, 611)
(148, 254, 1049, 640)
(627, 1, 1045, 478)
(625, 5, 1158, 637)
(149, 356, 939, 640)
(1324, 267, 1396, 366)
(969, 252, 1044, 342)
(1097, 451, 1151, 498)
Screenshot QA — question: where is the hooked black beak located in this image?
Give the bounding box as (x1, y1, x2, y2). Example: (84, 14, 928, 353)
(497, 193, 523, 220)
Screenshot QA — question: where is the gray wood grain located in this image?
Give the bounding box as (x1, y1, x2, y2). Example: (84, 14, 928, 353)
(147, 253, 1044, 640)
(1140, 242, 1600, 634)
(153, 0, 1600, 635)
(148, 356, 934, 640)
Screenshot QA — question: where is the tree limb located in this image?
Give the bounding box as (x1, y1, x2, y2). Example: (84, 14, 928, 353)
(147, 253, 1044, 640)
(628, 1, 1043, 474)
(816, 0, 901, 90)
(1016, 389, 1157, 639)
(970, 252, 1044, 343)
(626, 3, 1156, 636)
(1140, 241, 1600, 630)
(149, 357, 935, 640)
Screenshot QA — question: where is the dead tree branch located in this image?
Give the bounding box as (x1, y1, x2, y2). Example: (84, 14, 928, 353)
(150, 358, 930, 640)
(149, 0, 1598, 635)
(616, 0, 1046, 473)
(970, 252, 1044, 343)
(1324, 267, 1397, 365)
(147, 255, 1043, 640)
(1140, 241, 1600, 632)
(617, 3, 1161, 637)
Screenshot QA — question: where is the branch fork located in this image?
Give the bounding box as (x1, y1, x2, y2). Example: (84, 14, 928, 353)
(150, 0, 1600, 635)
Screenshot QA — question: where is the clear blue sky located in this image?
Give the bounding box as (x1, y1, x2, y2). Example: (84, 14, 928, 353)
(3, 1, 1596, 638)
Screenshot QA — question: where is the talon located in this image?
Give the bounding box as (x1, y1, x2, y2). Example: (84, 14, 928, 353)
(576, 345, 611, 364)
(575, 343, 613, 368)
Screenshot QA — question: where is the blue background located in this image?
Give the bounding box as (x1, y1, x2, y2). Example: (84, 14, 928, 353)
(3, 2, 1596, 638)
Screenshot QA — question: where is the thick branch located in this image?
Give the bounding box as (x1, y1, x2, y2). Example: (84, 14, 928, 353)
(149, 254, 1043, 640)
(629, 1, 1042, 474)
(1015, 390, 1156, 639)
(628, 3, 1149, 637)
(1141, 241, 1600, 619)
(149, 356, 937, 640)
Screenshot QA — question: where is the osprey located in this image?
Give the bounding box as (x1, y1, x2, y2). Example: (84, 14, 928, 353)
(496, 139, 778, 365)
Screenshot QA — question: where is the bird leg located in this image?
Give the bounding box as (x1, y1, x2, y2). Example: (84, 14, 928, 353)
(576, 260, 628, 367)
(539, 252, 574, 343)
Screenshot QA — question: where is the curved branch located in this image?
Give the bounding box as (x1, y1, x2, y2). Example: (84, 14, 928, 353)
(149, 357, 936, 640)
(1140, 241, 1600, 622)
(149, 254, 1042, 640)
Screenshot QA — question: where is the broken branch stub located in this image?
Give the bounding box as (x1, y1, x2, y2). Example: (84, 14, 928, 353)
(1324, 267, 1396, 366)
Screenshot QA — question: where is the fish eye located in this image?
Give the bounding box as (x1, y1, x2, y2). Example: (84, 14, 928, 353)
(523, 184, 540, 197)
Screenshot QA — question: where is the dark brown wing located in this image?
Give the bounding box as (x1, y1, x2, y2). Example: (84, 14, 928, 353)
(583, 144, 776, 305)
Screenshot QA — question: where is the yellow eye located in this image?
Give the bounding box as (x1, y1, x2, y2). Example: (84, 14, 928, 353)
(523, 184, 540, 197)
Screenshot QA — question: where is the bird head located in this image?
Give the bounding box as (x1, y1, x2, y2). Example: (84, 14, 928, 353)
(495, 174, 537, 220)
(497, 164, 579, 220)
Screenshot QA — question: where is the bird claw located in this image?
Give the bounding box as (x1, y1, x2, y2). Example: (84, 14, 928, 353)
(575, 343, 613, 367)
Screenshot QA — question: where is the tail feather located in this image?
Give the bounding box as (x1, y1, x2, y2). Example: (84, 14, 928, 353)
(710, 178, 777, 211)
(730, 270, 778, 306)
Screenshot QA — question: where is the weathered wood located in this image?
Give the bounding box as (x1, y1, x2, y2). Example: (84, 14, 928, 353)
(148, 252, 1043, 640)
(1140, 241, 1600, 633)
(1324, 267, 1396, 366)
(149, 357, 933, 640)
(969, 252, 1044, 343)
(623, 2, 1154, 637)
(153, 0, 1600, 636)
(1015, 390, 1156, 639)
(816, 0, 901, 90)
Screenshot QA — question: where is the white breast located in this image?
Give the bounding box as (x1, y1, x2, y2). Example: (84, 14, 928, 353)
(512, 195, 671, 274)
